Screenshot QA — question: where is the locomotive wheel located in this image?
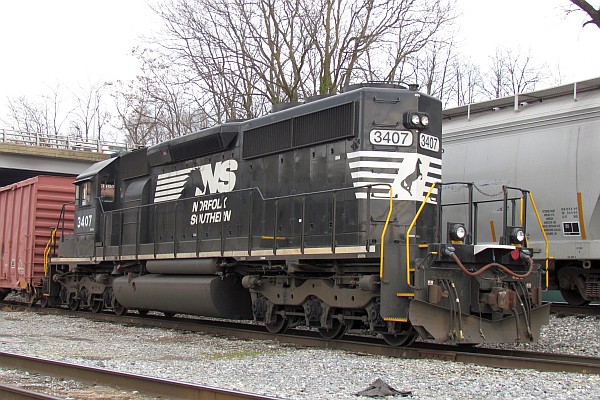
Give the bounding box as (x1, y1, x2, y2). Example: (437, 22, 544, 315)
(265, 315, 289, 334)
(382, 324, 418, 347)
(560, 288, 590, 306)
(381, 332, 417, 347)
(90, 299, 103, 313)
(114, 301, 128, 316)
(68, 294, 80, 311)
(317, 319, 347, 340)
(40, 296, 49, 308)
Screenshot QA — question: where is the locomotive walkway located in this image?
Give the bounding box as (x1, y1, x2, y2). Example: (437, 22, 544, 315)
(0, 129, 131, 187)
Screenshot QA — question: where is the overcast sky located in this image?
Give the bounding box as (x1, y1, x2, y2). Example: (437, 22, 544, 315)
(0, 0, 598, 105)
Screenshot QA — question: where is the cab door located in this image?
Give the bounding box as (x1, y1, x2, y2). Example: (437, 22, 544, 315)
(74, 179, 97, 258)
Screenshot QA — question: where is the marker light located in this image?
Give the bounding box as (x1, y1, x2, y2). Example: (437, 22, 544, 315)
(448, 222, 467, 243)
(508, 226, 526, 244)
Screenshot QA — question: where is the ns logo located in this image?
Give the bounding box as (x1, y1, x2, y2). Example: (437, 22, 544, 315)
(188, 159, 238, 196)
(153, 159, 238, 203)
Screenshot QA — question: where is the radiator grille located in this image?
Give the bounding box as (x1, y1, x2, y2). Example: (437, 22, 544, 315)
(243, 102, 356, 159)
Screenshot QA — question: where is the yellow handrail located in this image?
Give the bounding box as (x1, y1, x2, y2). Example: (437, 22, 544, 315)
(528, 192, 549, 288)
(405, 183, 437, 286)
(519, 196, 529, 247)
(379, 188, 395, 278)
(43, 228, 57, 276)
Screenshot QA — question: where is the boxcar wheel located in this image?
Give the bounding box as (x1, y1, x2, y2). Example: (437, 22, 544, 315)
(40, 296, 49, 308)
(560, 288, 590, 306)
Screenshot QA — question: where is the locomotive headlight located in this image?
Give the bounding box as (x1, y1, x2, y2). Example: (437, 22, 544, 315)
(447, 222, 467, 243)
(411, 113, 421, 126)
(508, 226, 526, 244)
(404, 112, 431, 129)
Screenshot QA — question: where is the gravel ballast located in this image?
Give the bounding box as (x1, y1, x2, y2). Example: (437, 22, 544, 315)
(0, 308, 598, 399)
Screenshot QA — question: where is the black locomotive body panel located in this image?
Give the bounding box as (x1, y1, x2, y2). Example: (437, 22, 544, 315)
(112, 87, 443, 261)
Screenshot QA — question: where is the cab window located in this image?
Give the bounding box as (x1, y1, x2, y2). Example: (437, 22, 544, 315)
(100, 175, 115, 202)
(77, 181, 92, 206)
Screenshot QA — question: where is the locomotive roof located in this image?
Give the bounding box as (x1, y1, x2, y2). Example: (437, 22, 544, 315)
(75, 156, 118, 183)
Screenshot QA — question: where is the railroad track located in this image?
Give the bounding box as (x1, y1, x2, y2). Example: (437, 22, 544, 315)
(0, 351, 283, 400)
(549, 302, 600, 317)
(2, 301, 600, 376)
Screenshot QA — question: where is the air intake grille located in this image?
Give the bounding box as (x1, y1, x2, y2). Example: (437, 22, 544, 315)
(170, 134, 223, 162)
(293, 102, 354, 147)
(243, 120, 293, 159)
(243, 102, 356, 159)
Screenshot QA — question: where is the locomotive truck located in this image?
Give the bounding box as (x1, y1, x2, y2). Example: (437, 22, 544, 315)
(2, 83, 550, 345)
(442, 77, 600, 306)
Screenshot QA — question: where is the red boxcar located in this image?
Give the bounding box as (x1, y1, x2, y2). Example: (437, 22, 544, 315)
(0, 176, 75, 302)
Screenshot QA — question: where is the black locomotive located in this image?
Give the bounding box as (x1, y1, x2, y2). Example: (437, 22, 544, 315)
(44, 83, 550, 345)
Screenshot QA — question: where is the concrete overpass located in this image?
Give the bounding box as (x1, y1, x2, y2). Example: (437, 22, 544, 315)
(0, 129, 131, 187)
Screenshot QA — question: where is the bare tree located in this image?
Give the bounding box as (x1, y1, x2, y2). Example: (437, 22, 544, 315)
(483, 48, 544, 99)
(409, 38, 457, 106)
(114, 78, 163, 147)
(113, 49, 212, 147)
(148, 0, 457, 122)
(452, 59, 484, 106)
(1, 85, 72, 136)
(568, 0, 600, 28)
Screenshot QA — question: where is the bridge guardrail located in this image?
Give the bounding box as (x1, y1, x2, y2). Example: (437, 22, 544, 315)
(0, 128, 132, 154)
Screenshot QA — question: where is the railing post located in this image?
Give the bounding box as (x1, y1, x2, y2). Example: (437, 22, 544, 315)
(301, 197, 306, 254)
(467, 183, 473, 245)
(247, 192, 253, 256)
(273, 200, 278, 255)
(331, 192, 337, 253)
(501, 186, 508, 245)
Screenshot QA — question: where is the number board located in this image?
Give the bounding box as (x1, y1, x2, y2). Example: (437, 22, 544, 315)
(369, 129, 413, 147)
(419, 133, 439, 152)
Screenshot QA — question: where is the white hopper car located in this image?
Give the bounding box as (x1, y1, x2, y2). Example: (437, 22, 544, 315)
(442, 78, 600, 305)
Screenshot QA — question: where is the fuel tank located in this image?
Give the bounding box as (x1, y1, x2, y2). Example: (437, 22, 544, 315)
(113, 274, 253, 319)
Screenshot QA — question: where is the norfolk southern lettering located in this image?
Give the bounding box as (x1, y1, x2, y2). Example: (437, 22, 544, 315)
(190, 197, 232, 225)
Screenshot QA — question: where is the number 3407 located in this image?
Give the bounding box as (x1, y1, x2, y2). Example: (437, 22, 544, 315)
(77, 215, 93, 228)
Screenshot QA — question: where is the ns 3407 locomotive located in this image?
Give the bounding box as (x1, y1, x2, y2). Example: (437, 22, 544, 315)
(42, 83, 550, 345)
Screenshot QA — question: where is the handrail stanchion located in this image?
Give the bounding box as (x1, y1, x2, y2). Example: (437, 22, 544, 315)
(331, 191, 337, 253)
(379, 185, 394, 279)
(528, 192, 550, 288)
(405, 183, 437, 286)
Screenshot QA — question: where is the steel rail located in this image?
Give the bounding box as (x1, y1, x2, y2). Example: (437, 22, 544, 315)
(549, 302, 600, 317)
(3, 301, 599, 375)
(0, 351, 283, 400)
(0, 384, 64, 400)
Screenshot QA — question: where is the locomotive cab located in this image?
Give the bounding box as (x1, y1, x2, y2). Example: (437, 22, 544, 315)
(59, 157, 119, 259)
